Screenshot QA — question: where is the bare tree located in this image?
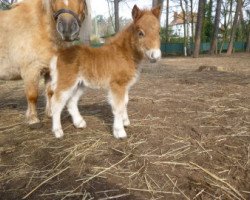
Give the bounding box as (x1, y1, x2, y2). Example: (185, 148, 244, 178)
(227, 0, 242, 55)
(191, 0, 195, 43)
(193, 0, 206, 58)
(184, 0, 191, 55)
(165, 0, 169, 42)
(246, 32, 250, 52)
(114, 0, 120, 33)
(180, 0, 187, 56)
(209, 0, 222, 54)
(246, 10, 250, 52)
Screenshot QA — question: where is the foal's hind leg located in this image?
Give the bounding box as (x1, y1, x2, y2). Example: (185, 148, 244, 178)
(66, 86, 86, 129)
(109, 85, 127, 139)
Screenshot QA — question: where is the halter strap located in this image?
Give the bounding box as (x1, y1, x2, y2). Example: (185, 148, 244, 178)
(53, 9, 82, 27)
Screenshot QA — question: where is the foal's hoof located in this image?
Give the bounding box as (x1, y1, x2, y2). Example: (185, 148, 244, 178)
(113, 129, 127, 139)
(123, 119, 131, 127)
(74, 120, 87, 129)
(53, 129, 64, 138)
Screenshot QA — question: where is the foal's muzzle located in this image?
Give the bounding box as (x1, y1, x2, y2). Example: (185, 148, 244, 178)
(146, 49, 162, 63)
(54, 9, 82, 41)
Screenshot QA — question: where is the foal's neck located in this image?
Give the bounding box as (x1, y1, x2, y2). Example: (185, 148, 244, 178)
(109, 25, 144, 65)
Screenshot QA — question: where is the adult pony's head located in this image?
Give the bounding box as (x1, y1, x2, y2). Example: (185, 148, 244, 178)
(47, 0, 87, 41)
(132, 5, 161, 63)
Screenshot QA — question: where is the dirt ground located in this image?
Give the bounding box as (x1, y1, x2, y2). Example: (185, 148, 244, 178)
(0, 53, 249, 200)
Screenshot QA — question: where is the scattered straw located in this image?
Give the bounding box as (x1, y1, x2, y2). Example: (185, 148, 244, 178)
(98, 193, 131, 200)
(165, 174, 190, 200)
(190, 162, 246, 200)
(127, 187, 180, 195)
(62, 154, 131, 200)
(22, 166, 70, 199)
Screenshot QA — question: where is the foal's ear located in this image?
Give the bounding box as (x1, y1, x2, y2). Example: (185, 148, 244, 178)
(152, 5, 162, 19)
(132, 5, 141, 21)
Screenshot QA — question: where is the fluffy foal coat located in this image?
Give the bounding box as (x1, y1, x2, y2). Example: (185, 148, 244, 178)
(0, 0, 86, 126)
(50, 5, 162, 139)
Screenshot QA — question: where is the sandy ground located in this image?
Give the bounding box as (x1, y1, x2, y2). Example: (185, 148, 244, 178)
(0, 53, 249, 200)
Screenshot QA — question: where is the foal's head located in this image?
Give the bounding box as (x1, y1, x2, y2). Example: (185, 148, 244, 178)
(132, 5, 161, 62)
(50, 0, 87, 41)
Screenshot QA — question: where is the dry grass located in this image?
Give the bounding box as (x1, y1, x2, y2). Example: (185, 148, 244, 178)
(0, 53, 249, 200)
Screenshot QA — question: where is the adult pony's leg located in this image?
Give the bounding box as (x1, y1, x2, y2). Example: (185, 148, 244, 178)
(108, 85, 127, 139)
(22, 68, 41, 127)
(44, 72, 53, 117)
(66, 86, 86, 128)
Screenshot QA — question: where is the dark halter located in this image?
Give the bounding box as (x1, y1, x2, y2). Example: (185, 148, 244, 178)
(53, 9, 82, 27)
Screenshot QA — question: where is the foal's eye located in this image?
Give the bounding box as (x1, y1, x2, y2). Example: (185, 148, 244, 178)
(138, 30, 145, 37)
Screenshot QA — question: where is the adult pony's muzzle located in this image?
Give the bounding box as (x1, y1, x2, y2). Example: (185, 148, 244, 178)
(54, 9, 82, 41)
(146, 49, 162, 63)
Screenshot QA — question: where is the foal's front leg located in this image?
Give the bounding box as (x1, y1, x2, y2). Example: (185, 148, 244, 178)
(109, 86, 127, 139)
(123, 90, 130, 127)
(51, 91, 70, 138)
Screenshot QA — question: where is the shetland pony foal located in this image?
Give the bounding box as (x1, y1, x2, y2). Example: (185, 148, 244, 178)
(50, 5, 161, 139)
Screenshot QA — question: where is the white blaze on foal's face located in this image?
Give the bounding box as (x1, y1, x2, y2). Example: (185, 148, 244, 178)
(145, 49, 161, 63)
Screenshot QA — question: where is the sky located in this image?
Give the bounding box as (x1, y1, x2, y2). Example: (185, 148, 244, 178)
(91, 0, 154, 18)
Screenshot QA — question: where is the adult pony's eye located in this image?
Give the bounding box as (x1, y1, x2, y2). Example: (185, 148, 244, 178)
(138, 30, 145, 37)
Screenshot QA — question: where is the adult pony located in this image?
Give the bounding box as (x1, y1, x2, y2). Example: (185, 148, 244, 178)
(49, 5, 162, 139)
(0, 0, 87, 126)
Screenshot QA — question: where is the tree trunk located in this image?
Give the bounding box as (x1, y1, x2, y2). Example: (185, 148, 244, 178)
(152, 0, 163, 7)
(185, 0, 191, 55)
(190, 0, 194, 44)
(193, 0, 206, 58)
(114, 0, 119, 33)
(209, 0, 222, 55)
(180, 0, 187, 56)
(80, 0, 91, 45)
(246, 33, 250, 52)
(227, 0, 242, 55)
(165, 0, 169, 42)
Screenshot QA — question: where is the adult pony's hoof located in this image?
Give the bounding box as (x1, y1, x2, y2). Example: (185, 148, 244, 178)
(45, 107, 52, 118)
(27, 118, 42, 129)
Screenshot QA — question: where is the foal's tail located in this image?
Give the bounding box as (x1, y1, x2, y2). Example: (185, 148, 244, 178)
(49, 56, 58, 91)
